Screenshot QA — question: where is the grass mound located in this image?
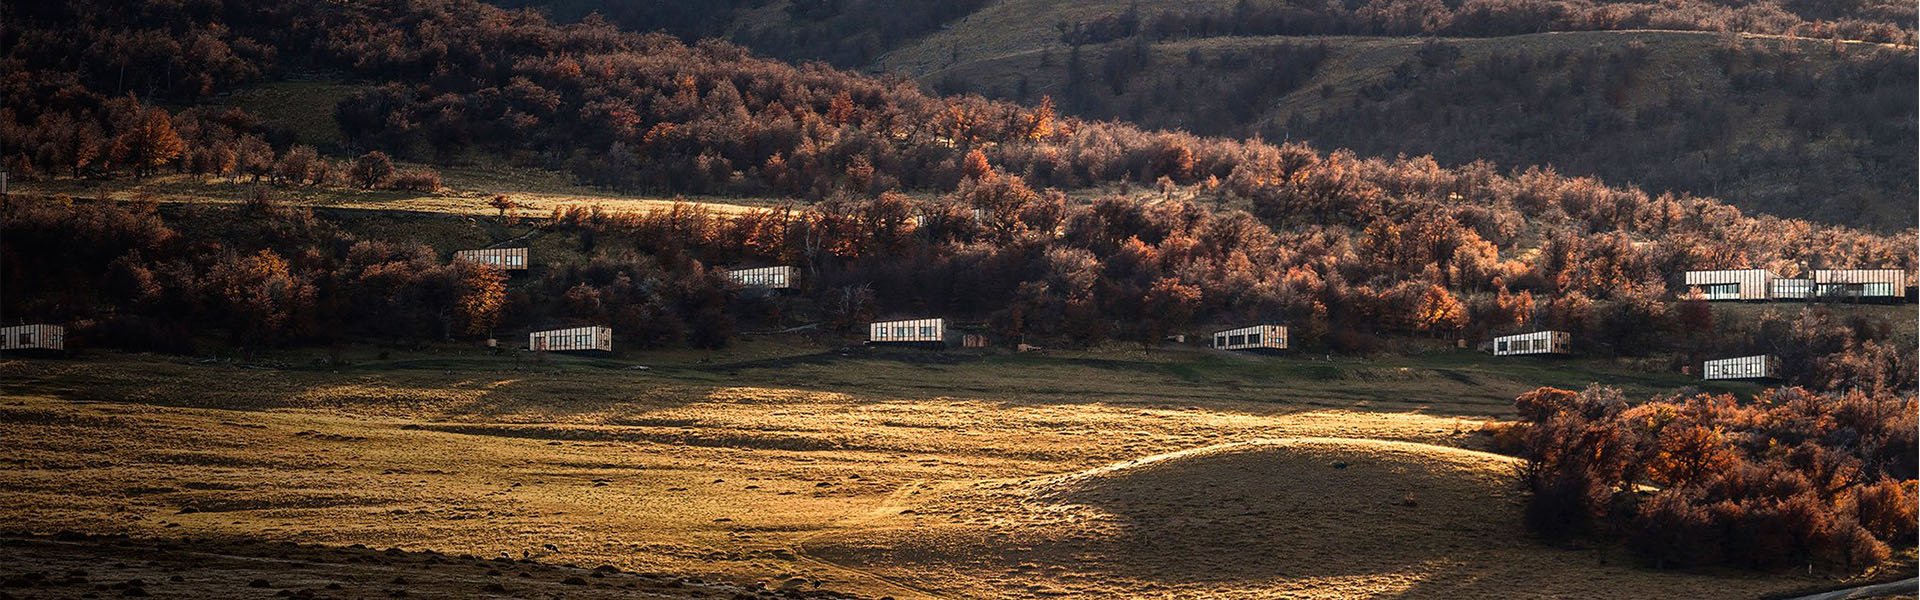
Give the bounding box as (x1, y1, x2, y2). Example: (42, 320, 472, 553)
(805, 438, 1831, 599)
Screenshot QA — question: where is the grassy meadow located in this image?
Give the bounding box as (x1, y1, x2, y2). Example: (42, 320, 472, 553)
(6, 334, 1902, 599)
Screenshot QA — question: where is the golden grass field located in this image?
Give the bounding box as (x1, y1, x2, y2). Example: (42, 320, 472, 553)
(1, 338, 1902, 599)
(14, 164, 781, 220)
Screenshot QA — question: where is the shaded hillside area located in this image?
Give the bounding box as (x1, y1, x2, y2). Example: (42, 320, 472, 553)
(476, 0, 1919, 229)
(926, 31, 1918, 231)
(494, 0, 1916, 70)
(9, 0, 1915, 231)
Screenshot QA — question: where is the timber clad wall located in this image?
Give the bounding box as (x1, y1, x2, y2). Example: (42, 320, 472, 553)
(1492, 331, 1570, 356)
(529, 326, 612, 352)
(1684, 269, 1774, 300)
(1703, 355, 1777, 380)
(869, 318, 948, 344)
(1769, 278, 1813, 300)
(1211, 325, 1288, 351)
(453, 247, 529, 270)
(0, 324, 64, 351)
(1812, 269, 1907, 298)
(728, 266, 799, 289)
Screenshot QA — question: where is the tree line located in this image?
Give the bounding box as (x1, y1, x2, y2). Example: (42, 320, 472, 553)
(8, 182, 1912, 393)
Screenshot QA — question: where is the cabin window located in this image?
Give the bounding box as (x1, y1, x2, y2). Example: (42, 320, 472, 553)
(1496, 341, 1508, 352)
(506, 254, 524, 266)
(18, 332, 32, 345)
(895, 326, 911, 337)
(1702, 283, 1738, 299)
(920, 326, 936, 337)
(1215, 335, 1226, 347)
(575, 334, 589, 346)
(1247, 333, 1261, 344)
(1229, 335, 1246, 346)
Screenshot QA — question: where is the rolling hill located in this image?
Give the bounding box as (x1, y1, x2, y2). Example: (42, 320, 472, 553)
(802, 437, 1841, 598)
(914, 29, 1917, 231)
(489, 0, 1918, 231)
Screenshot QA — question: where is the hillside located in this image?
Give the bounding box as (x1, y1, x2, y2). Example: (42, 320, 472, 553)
(483, 0, 1919, 230)
(903, 29, 1916, 231)
(803, 438, 1830, 598)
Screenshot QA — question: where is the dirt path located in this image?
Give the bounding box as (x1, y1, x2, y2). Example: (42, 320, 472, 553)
(791, 480, 956, 600)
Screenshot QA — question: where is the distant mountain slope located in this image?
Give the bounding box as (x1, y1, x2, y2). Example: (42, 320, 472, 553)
(923, 30, 1918, 230)
(874, 0, 1913, 71)
(487, 0, 1919, 230)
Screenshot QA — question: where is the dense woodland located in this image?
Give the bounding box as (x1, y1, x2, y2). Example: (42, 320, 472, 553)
(1504, 385, 1915, 571)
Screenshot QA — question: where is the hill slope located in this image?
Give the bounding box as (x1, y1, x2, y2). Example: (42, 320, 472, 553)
(491, 0, 1919, 230)
(908, 29, 1917, 230)
(803, 437, 1837, 599)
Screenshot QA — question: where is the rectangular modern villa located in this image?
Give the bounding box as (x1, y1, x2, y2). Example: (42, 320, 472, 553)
(868, 318, 950, 346)
(453, 247, 529, 270)
(1492, 331, 1570, 356)
(1812, 269, 1907, 300)
(1211, 325, 1288, 351)
(1683, 269, 1774, 300)
(728, 266, 800, 290)
(0, 324, 64, 352)
(1683, 268, 1908, 301)
(1703, 355, 1778, 380)
(529, 326, 612, 352)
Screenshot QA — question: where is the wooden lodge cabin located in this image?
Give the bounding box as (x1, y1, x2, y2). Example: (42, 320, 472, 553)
(1492, 331, 1569, 356)
(0, 324, 64, 353)
(868, 318, 952, 347)
(529, 326, 612, 352)
(728, 266, 800, 290)
(1703, 355, 1778, 380)
(1211, 325, 1288, 351)
(453, 247, 529, 271)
